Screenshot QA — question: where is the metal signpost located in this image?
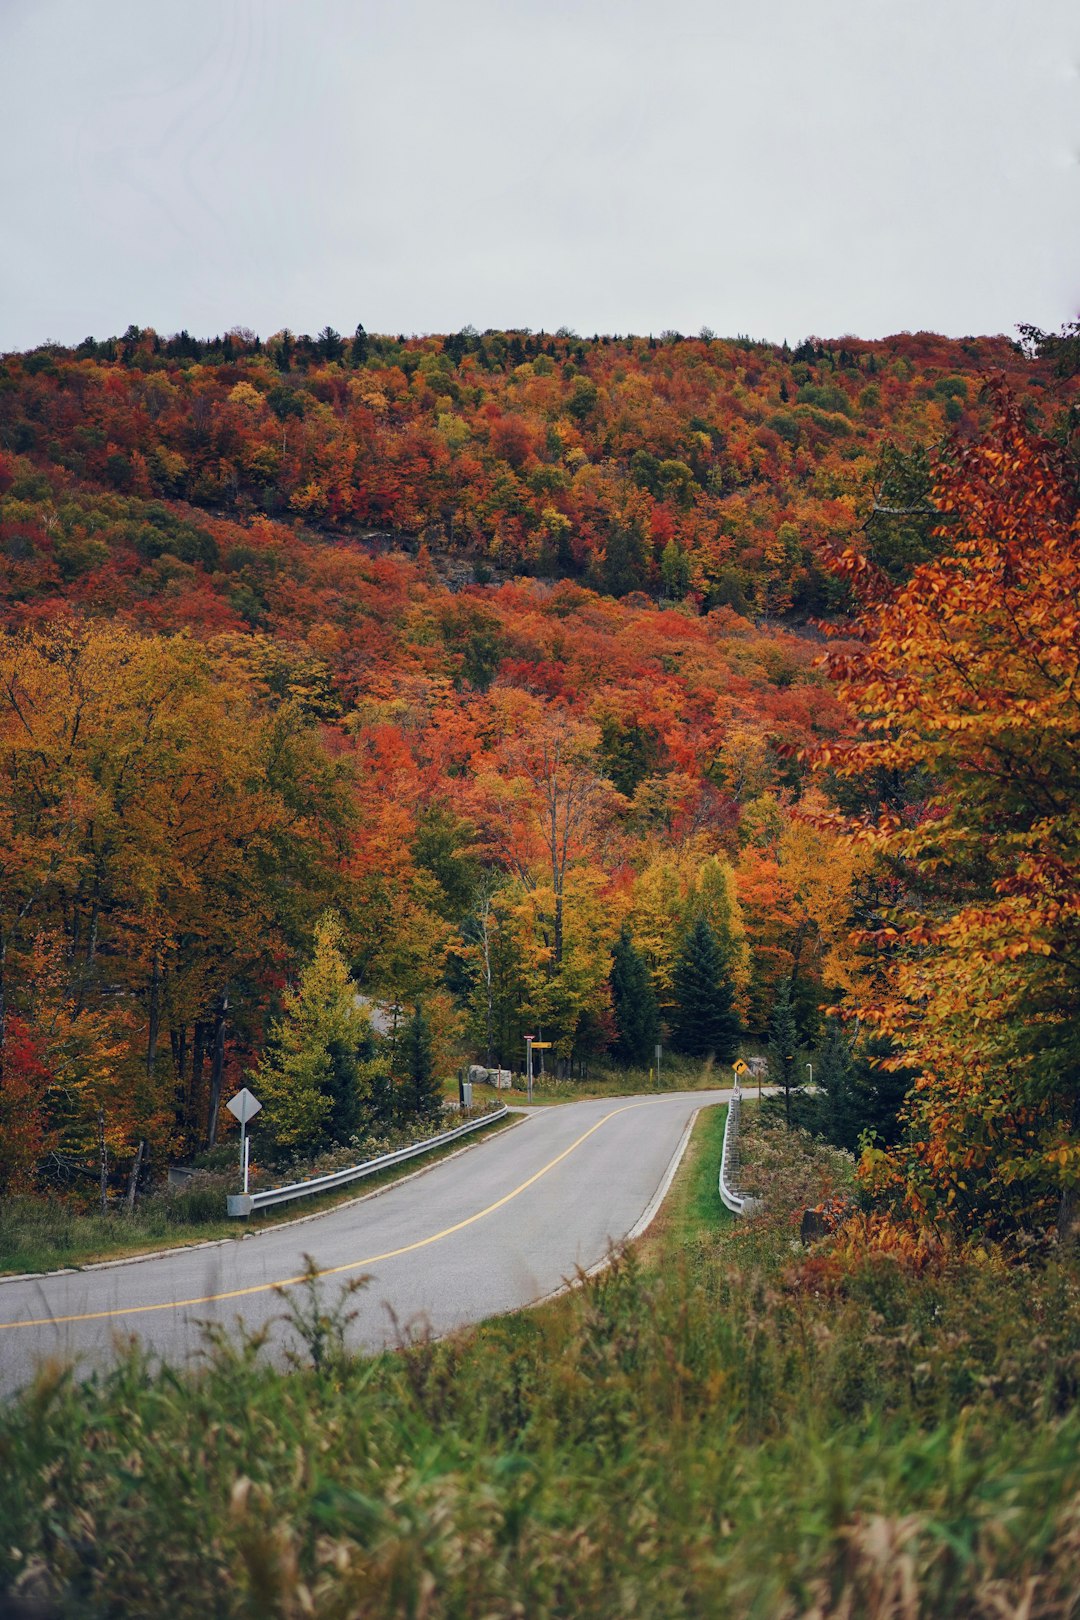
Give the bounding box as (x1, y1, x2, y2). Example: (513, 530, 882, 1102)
(226, 1087, 262, 1195)
(523, 1035, 554, 1102)
(732, 1057, 748, 1099)
(655, 1042, 662, 1087)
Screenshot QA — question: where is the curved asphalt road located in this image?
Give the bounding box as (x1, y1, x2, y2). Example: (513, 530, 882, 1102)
(0, 1089, 733, 1397)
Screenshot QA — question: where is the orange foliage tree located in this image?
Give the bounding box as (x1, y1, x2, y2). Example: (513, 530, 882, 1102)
(821, 389, 1080, 1234)
(0, 621, 355, 1183)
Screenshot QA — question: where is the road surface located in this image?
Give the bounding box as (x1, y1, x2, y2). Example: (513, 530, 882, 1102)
(0, 1089, 733, 1397)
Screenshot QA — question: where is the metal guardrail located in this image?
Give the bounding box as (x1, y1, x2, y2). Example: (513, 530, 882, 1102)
(226, 1106, 510, 1216)
(719, 1087, 761, 1217)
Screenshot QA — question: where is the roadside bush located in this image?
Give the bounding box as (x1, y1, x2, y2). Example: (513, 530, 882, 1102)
(5, 1112, 1080, 1616)
(162, 1180, 229, 1225)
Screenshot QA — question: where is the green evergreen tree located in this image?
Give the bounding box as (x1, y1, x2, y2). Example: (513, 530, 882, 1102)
(599, 520, 648, 597)
(660, 539, 691, 599)
(258, 913, 370, 1150)
(610, 925, 660, 1066)
(360, 1055, 397, 1132)
(403, 1003, 442, 1123)
(326, 1039, 364, 1143)
(814, 1023, 912, 1152)
(599, 716, 664, 796)
(782, 1019, 915, 1149)
(671, 918, 740, 1061)
(317, 326, 344, 362)
(816, 1015, 859, 1147)
(769, 976, 799, 1128)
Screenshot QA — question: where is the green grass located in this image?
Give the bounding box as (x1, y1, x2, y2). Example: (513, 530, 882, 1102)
(5, 1113, 1080, 1617)
(488, 1051, 733, 1106)
(636, 1101, 732, 1266)
(0, 1110, 519, 1276)
(676, 1102, 734, 1242)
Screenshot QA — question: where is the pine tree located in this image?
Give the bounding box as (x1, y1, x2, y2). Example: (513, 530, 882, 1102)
(258, 913, 370, 1150)
(404, 1003, 442, 1122)
(816, 1015, 859, 1148)
(660, 539, 691, 599)
(326, 1039, 363, 1144)
(687, 856, 750, 1022)
(361, 1057, 398, 1132)
(814, 1022, 912, 1153)
(600, 520, 649, 597)
(610, 925, 660, 1066)
(350, 323, 369, 366)
(671, 918, 740, 1061)
(769, 976, 799, 1128)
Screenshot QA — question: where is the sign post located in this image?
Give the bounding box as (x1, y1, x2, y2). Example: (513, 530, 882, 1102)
(226, 1087, 262, 1195)
(524, 1035, 534, 1103)
(655, 1043, 662, 1088)
(524, 1037, 554, 1101)
(732, 1057, 748, 1100)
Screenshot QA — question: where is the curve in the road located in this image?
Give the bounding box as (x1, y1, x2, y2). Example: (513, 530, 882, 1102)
(0, 1088, 735, 1396)
(1, 1099, 648, 1333)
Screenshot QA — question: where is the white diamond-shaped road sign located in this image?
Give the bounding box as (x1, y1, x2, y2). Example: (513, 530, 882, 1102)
(226, 1087, 262, 1125)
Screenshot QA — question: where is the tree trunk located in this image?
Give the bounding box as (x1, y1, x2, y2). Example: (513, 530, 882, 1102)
(187, 1021, 206, 1145)
(788, 920, 810, 995)
(206, 988, 229, 1147)
(126, 1139, 145, 1213)
(170, 1024, 187, 1137)
(171, 1025, 187, 1085)
(98, 1109, 108, 1215)
(146, 954, 161, 1075)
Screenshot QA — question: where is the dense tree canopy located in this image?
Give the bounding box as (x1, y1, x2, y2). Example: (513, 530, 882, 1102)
(0, 325, 1060, 628)
(1, 321, 1076, 1209)
(822, 390, 1080, 1234)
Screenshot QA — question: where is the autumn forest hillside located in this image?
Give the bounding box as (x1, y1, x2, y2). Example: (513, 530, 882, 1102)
(0, 322, 1055, 620)
(1, 321, 1077, 1203)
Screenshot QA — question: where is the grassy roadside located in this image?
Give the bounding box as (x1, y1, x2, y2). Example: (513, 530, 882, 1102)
(8, 1112, 1080, 1616)
(0, 1110, 520, 1277)
(488, 1053, 736, 1107)
(635, 1100, 732, 1268)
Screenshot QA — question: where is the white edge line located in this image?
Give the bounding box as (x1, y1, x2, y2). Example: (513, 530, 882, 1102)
(528, 1103, 707, 1308)
(626, 1105, 701, 1243)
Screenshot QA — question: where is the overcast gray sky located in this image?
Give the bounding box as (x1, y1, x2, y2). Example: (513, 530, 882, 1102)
(1, 0, 1077, 349)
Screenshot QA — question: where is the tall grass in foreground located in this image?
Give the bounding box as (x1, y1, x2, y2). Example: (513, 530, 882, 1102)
(3, 1116, 1080, 1617)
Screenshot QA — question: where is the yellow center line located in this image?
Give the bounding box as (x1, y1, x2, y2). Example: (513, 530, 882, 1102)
(2, 1101, 649, 1332)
